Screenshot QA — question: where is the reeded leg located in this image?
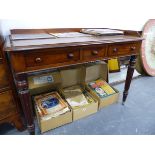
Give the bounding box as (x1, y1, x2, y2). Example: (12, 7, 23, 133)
(16, 74, 35, 135)
(123, 55, 137, 104)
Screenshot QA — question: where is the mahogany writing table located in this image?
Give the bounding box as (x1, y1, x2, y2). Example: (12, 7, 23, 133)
(4, 28, 143, 134)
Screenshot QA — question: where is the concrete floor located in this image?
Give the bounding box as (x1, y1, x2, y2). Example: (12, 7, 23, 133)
(109, 67, 141, 85)
(1, 75, 155, 135)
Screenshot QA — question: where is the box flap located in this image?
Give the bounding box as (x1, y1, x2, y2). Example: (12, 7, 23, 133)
(60, 67, 84, 88)
(84, 61, 108, 83)
(28, 70, 61, 90)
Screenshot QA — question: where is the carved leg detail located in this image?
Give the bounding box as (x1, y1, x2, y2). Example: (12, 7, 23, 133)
(16, 74, 35, 135)
(123, 55, 137, 104)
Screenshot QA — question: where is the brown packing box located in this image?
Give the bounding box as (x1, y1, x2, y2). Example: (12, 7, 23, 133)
(28, 71, 61, 95)
(83, 62, 119, 109)
(59, 67, 98, 121)
(32, 72, 72, 133)
(35, 104, 72, 133)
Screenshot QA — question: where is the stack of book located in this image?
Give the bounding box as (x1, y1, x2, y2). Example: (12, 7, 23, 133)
(61, 85, 95, 109)
(88, 79, 116, 98)
(34, 92, 70, 120)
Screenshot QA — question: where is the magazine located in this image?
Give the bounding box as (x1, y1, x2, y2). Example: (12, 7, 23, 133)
(34, 91, 70, 118)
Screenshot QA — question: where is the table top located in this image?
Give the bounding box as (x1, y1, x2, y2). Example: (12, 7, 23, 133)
(4, 29, 143, 52)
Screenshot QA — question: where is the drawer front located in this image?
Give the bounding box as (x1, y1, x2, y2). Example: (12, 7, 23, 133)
(25, 49, 80, 68)
(0, 90, 16, 119)
(108, 42, 141, 57)
(82, 46, 106, 60)
(0, 63, 9, 89)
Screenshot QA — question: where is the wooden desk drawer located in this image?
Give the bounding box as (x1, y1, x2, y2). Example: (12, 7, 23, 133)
(0, 63, 9, 89)
(108, 42, 141, 57)
(25, 49, 80, 68)
(81, 46, 106, 60)
(0, 90, 16, 119)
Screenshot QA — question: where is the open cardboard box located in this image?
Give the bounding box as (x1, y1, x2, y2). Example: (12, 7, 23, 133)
(83, 62, 119, 109)
(30, 71, 72, 133)
(35, 100, 72, 133)
(29, 61, 119, 133)
(28, 71, 61, 95)
(59, 66, 98, 121)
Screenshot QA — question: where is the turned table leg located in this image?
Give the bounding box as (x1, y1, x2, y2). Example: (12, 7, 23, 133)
(123, 55, 137, 104)
(16, 74, 35, 135)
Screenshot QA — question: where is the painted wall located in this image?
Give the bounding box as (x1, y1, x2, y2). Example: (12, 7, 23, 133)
(0, 0, 154, 36)
(0, 19, 149, 36)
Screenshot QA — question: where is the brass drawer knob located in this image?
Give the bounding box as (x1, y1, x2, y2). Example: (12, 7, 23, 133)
(35, 57, 42, 63)
(113, 48, 118, 52)
(92, 50, 98, 55)
(68, 53, 74, 58)
(130, 46, 136, 51)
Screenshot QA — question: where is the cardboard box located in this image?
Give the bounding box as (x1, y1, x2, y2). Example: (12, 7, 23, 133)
(59, 67, 98, 121)
(29, 61, 118, 133)
(28, 71, 61, 95)
(34, 91, 73, 133)
(83, 62, 119, 109)
(35, 106, 72, 133)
